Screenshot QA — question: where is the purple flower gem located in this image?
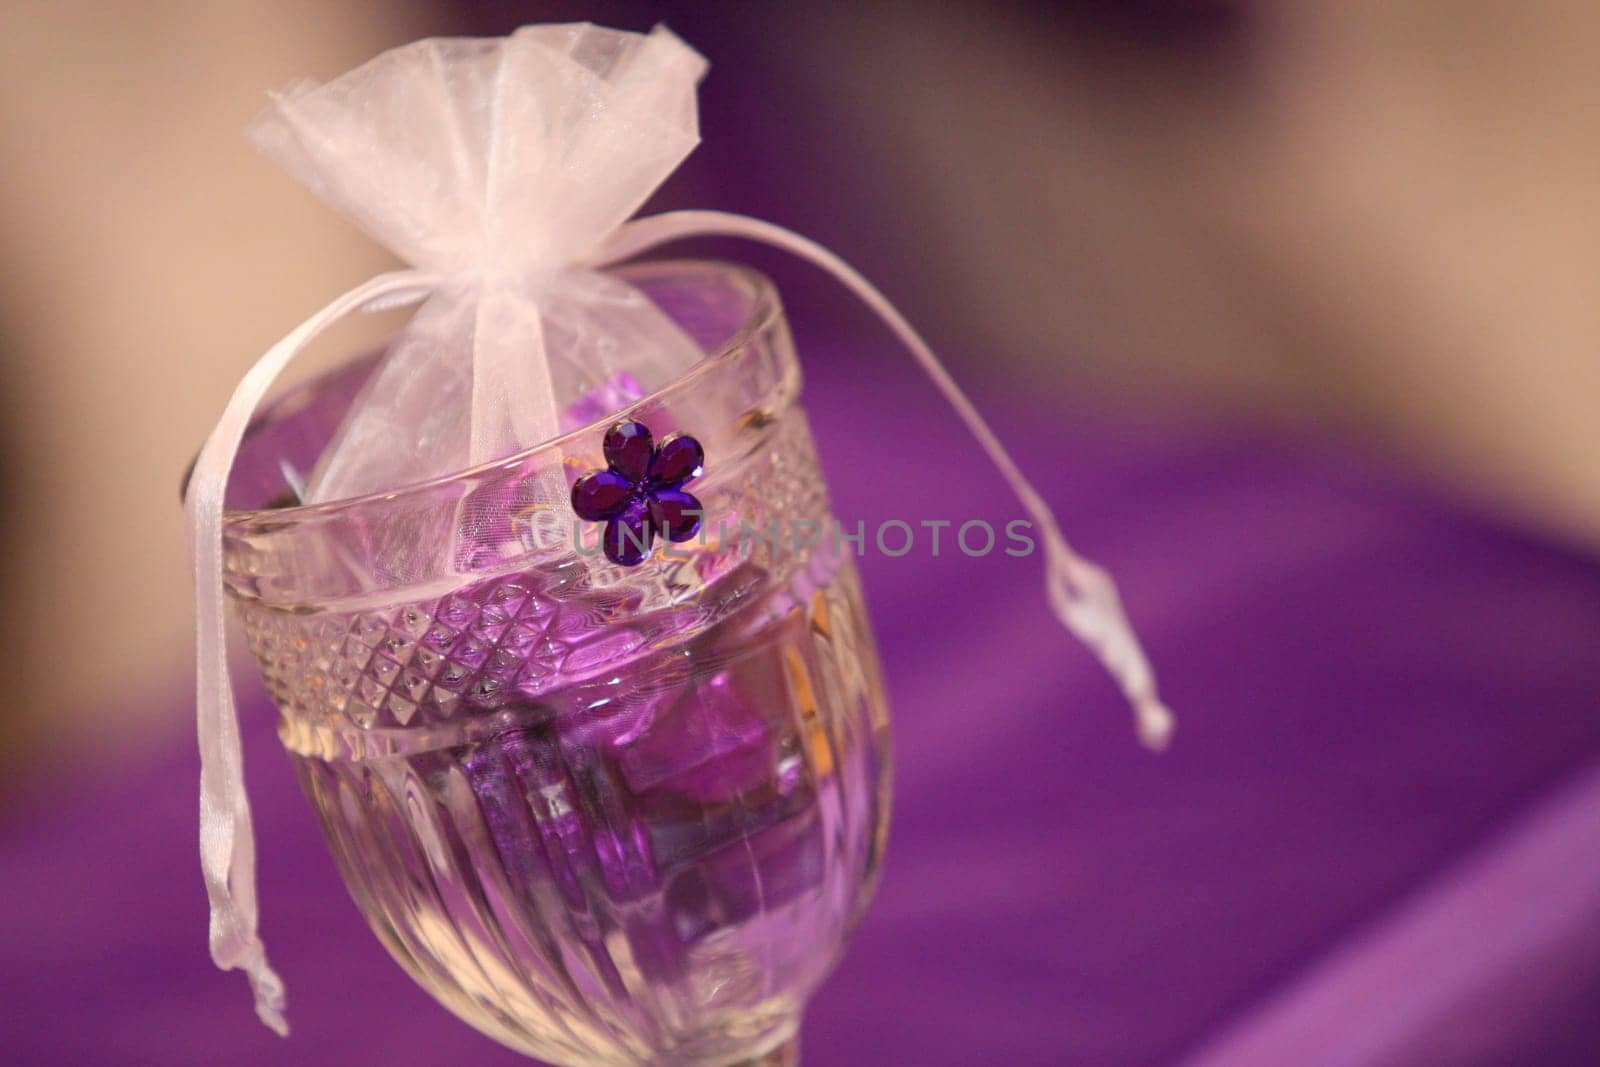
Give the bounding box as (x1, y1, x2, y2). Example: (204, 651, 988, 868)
(571, 420, 705, 567)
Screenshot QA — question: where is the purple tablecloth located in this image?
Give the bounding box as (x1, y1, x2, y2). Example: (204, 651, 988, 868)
(5, 345, 1599, 1065)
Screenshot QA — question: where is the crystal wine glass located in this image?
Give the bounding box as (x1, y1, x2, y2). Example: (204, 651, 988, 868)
(219, 261, 892, 1066)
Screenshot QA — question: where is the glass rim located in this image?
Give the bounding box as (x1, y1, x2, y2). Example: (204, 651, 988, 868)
(213, 258, 784, 527)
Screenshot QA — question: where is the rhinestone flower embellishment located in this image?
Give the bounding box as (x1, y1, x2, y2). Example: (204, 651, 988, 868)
(571, 420, 705, 566)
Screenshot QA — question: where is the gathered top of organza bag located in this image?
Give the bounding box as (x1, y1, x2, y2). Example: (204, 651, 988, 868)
(187, 21, 1173, 1035)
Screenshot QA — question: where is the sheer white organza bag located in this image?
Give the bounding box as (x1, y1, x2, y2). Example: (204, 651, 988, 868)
(188, 22, 1172, 1035)
(253, 25, 708, 501)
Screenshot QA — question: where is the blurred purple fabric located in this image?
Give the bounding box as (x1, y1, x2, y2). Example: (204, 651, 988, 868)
(5, 337, 1600, 1065)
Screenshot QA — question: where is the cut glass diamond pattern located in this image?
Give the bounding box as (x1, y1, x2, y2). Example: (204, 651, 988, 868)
(240, 417, 833, 737)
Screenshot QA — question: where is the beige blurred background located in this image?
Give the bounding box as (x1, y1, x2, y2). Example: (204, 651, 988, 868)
(0, 2, 435, 772)
(809, 0, 1600, 542)
(0, 0, 1595, 775)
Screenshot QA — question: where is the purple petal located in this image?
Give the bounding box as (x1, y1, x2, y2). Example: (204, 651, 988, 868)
(604, 500, 655, 566)
(650, 489, 703, 543)
(571, 469, 633, 521)
(651, 433, 705, 488)
(604, 421, 654, 482)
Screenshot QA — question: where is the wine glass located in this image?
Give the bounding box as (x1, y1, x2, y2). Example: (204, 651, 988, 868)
(220, 260, 892, 1066)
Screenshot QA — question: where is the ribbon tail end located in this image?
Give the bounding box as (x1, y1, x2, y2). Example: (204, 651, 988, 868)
(1134, 698, 1175, 752)
(240, 946, 289, 1036)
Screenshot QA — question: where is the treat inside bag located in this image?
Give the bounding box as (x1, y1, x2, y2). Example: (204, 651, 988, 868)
(249, 23, 708, 503)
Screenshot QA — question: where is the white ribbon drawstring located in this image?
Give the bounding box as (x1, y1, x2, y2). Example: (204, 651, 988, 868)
(190, 215, 1171, 1033)
(188, 269, 438, 1035)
